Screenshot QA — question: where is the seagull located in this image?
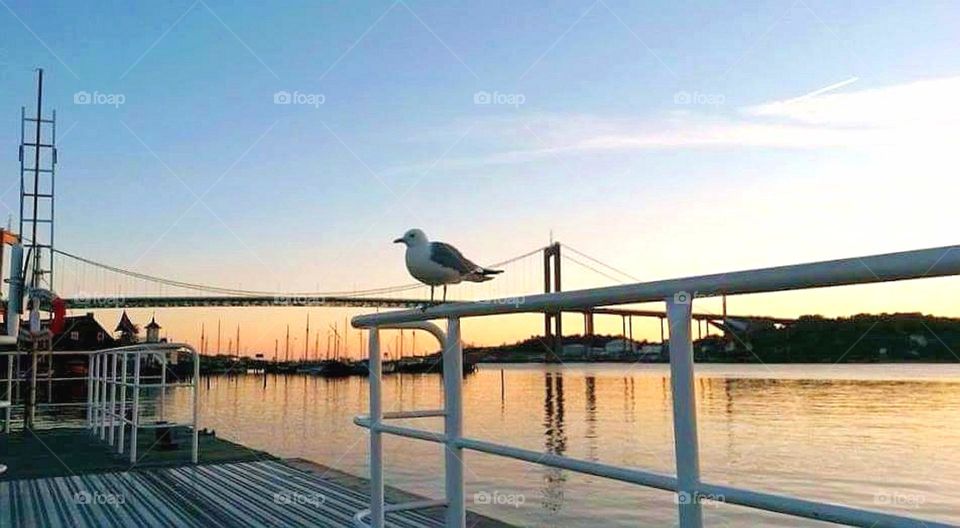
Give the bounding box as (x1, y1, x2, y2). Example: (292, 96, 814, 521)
(394, 228, 503, 302)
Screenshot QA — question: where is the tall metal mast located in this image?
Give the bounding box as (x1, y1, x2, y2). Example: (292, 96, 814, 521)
(19, 68, 57, 291)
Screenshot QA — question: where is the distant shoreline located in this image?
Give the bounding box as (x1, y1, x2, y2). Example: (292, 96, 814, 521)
(474, 358, 960, 365)
(466, 313, 960, 365)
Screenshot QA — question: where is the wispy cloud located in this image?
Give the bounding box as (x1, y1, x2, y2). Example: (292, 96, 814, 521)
(390, 76, 960, 174)
(744, 76, 960, 127)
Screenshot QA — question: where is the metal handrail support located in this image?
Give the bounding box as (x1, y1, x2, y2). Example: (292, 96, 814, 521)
(99, 353, 108, 439)
(666, 297, 702, 527)
(117, 351, 127, 454)
(354, 500, 448, 528)
(442, 318, 464, 527)
(358, 321, 449, 528)
(355, 410, 446, 421)
(108, 352, 117, 445)
(386, 410, 445, 419)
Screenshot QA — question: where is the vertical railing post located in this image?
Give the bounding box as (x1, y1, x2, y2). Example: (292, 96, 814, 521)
(85, 353, 94, 429)
(666, 296, 703, 528)
(130, 351, 141, 464)
(192, 347, 199, 464)
(160, 352, 167, 421)
(108, 352, 117, 445)
(443, 318, 465, 528)
(99, 353, 107, 439)
(90, 352, 99, 433)
(118, 352, 127, 454)
(368, 328, 384, 528)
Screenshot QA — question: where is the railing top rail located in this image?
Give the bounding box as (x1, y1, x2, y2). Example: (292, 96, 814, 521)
(353, 244, 960, 328)
(93, 342, 196, 355)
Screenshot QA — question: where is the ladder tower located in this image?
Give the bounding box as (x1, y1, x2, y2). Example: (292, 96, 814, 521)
(19, 68, 58, 292)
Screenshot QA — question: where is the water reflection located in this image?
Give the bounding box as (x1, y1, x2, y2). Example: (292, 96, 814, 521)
(542, 371, 567, 514)
(584, 376, 597, 457)
(146, 364, 960, 527)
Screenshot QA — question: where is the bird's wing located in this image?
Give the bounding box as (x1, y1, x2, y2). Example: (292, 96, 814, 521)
(430, 242, 481, 274)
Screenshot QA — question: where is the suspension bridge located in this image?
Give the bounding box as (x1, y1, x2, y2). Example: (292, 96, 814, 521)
(49, 243, 792, 343)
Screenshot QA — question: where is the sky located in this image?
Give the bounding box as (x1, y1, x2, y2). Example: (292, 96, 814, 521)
(1, 0, 960, 355)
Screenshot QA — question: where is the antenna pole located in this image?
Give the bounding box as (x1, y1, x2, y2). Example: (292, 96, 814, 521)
(30, 69, 43, 289)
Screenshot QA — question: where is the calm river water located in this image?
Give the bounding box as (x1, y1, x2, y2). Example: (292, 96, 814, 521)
(166, 364, 960, 527)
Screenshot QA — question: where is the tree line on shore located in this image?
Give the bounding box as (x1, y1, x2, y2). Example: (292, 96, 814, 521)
(468, 313, 960, 363)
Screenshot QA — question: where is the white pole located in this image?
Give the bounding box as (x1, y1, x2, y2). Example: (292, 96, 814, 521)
(90, 352, 99, 433)
(99, 353, 107, 439)
(108, 352, 117, 445)
(160, 353, 166, 422)
(443, 318, 465, 528)
(85, 353, 93, 429)
(666, 296, 703, 528)
(130, 351, 141, 464)
(192, 347, 199, 464)
(368, 329, 384, 528)
(118, 352, 127, 454)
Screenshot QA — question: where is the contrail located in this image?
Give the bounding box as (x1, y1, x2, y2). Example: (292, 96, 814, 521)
(785, 76, 859, 104)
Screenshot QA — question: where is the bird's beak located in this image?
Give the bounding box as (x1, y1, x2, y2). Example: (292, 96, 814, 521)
(393, 238, 404, 244)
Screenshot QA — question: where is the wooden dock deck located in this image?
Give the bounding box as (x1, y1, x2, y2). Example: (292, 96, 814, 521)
(0, 428, 513, 527)
(0, 427, 273, 481)
(0, 459, 513, 527)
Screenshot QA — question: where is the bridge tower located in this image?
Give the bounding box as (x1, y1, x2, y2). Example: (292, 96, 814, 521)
(543, 243, 562, 361)
(19, 69, 58, 292)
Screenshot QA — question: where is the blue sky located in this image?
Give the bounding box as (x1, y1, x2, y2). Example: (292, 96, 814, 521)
(1, 1, 959, 350)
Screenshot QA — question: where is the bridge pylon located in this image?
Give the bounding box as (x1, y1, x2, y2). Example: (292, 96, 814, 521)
(543, 243, 562, 361)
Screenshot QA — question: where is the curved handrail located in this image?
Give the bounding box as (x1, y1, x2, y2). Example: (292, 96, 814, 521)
(353, 499, 447, 528)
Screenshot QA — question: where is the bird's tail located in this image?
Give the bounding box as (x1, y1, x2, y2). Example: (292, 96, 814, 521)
(464, 268, 503, 283)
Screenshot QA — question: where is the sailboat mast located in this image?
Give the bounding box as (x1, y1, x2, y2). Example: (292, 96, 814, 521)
(304, 314, 310, 362)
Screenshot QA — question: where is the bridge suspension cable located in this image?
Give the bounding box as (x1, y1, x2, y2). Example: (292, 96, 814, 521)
(52, 245, 549, 299)
(559, 243, 641, 283)
(560, 253, 632, 285)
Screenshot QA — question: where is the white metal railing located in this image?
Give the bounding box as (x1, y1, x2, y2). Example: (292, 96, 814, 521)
(1, 349, 102, 431)
(87, 342, 200, 464)
(350, 244, 960, 528)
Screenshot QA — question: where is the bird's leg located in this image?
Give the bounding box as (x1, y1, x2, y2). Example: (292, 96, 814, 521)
(420, 285, 433, 311)
(443, 285, 447, 302)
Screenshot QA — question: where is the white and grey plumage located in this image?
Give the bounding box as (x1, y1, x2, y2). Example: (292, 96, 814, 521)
(394, 228, 502, 302)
